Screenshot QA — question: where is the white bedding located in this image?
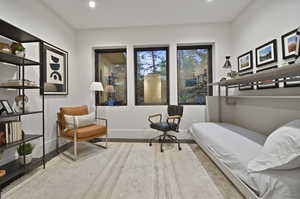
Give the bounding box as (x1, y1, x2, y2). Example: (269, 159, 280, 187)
(190, 122, 300, 199)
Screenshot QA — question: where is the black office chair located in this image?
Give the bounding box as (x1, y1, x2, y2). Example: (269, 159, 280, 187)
(148, 105, 183, 152)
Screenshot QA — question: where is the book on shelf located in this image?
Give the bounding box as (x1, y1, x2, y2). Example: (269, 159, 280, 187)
(0, 121, 23, 145)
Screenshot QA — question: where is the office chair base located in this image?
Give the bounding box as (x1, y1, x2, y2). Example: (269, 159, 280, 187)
(149, 133, 181, 153)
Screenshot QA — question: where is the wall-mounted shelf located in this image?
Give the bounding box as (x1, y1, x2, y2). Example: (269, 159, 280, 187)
(208, 63, 300, 96)
(0, 19, 41, 43)
(0, 52, 40, 66)
(0, 19, 45, 191)
(0, 85, 40, 89)
(0, 111, 43, 119)
(0, 158, 43, 186)
(0, 134, 42, 151)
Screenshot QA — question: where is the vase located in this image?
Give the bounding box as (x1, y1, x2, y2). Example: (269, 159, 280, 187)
(15, 50, 25, 57)
(19, 154, 32, 165)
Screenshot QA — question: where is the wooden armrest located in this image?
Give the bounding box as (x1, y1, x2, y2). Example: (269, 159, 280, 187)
(148, 113, 162, 124)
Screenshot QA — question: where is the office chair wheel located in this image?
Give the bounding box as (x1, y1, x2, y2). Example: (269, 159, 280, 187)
(161, 148, 164, 152)
(179, 147, 182, 151)
(149, 142, 152, 147)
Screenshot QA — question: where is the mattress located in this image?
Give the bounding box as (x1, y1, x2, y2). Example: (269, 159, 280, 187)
(190, 122, 300, 199)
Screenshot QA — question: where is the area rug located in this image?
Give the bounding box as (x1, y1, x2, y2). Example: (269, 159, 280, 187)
(3, 142, 224, 199)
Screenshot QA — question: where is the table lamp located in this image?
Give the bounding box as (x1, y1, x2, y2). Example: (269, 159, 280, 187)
(90, 82, 104, 118)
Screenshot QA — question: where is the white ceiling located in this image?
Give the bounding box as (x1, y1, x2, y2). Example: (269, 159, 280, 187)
(41, 0, 253, 30)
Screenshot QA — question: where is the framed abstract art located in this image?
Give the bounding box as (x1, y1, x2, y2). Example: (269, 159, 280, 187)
(255, 40, 278, 67)
(40, 42, 68, 95)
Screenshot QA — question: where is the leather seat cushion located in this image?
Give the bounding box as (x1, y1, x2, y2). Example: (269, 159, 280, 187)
(150, 122, 178, 131)
(65, 124, 107, 139)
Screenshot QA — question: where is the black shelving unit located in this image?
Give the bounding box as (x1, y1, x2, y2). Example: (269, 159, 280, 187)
(0, 19, 45, 191)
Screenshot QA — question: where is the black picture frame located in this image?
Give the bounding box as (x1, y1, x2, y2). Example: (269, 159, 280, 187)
(238, 72, 254, 91)
(238, 51, 253, 72)
(255, 40, 278, 67)
(40, 42, 68, 95)
(0, 100, 14, 114)
(281, 29, 298, 60)
(256, 66, 279, 89)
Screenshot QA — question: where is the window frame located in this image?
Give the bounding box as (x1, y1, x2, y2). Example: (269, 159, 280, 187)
(177, 45, 213, 105)
(134, 47, 170, 106)
(94, 48, 128, 106)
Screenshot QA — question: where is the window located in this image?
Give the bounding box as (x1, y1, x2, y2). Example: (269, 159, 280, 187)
(134, 47, 169, 105)
(95, 49, 127, 106)
(177, 45, 212, 105)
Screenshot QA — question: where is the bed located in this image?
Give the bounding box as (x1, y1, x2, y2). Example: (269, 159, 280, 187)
(190, 122, 300, 199)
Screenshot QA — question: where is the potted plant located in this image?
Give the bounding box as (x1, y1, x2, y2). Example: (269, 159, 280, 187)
(10, 42, 25, 57)
(17, 143, 34, 165)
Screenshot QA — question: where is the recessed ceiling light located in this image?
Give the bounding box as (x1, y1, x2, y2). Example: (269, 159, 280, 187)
(89, 1, 96, 8)
(206, 0, 214, 2)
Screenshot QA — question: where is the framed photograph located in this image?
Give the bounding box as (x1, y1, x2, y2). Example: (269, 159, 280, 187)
(41, 42, 68, 95)
(281, 29, 298, 59)
(238, 51, 253, 72)
(0, 100, 14, 114)
(255, 40, 278, 67)
(256, 66, 279, 89)
(239, 72, 254, 91)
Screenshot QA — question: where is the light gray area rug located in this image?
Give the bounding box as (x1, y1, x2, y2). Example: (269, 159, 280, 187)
(3, 143, 224, 199)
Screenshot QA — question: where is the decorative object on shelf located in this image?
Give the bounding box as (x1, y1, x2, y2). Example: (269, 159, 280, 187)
(0, 121, 23, 144)
(255, 39, 278, 67)
(238, 51, 253, 72)
(282, 29, 298, 60)
(41, 42, 68, 95)
(0, 42, 11, 54)
(223, 56, 238, 79)
(17, 143, 34, 165)
(220, 77, 227, 82)
(256, 66, 279, 89)
(10, 42, 25, 57)
(13, 95, 30, 113)
(90, 82, 104, 118)
(0, 100, 14, 115)
(239, 72, 254, 91)
(0, 170, 6, 177)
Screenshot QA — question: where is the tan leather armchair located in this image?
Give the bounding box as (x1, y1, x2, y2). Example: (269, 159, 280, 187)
(57, 105, 108, 161)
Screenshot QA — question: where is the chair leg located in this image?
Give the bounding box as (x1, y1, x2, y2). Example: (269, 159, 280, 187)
(161, 133, 166, 152)
(105, 133, 108, 148)
(74, 133, 77, 161)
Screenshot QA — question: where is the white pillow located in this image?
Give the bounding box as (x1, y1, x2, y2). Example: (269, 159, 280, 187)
(64, 112, 95, 129)
(248, 120, 300, 172)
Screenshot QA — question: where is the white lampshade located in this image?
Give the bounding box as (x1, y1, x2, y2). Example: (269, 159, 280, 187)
(90, 82, 104, 91)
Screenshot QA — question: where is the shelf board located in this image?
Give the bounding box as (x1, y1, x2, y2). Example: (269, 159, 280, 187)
(0, 19, 41, 43)
(0, 134, 43, 151)
(209, 63, 300, 87)
(0, 52, 40, 66)
(0, 111, 43, 119)
(226, 96, 300, 99)
(0, 158, 43, 186)
(0, 85, 40, 89)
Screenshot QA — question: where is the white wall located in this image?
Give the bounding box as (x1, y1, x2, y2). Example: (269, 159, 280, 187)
(231, 0, 300, 96)
(76, 23, 231, 138)
(226, 0, 300, 133)
(0, 0, 79, 165)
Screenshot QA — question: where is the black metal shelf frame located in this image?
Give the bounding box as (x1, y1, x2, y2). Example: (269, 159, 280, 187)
(0, 19, 45, 189)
